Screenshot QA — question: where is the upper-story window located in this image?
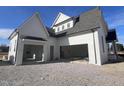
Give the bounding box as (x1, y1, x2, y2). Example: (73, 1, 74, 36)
(62, 25, 64, 30)
(57, 27, 60, 32)
(67, 23, 70, 28)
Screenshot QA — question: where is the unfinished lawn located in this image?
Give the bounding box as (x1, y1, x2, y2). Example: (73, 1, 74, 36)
(0, 61, 124, 86)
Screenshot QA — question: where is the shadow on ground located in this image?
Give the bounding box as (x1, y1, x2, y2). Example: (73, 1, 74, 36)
(22, 57, 89, 66)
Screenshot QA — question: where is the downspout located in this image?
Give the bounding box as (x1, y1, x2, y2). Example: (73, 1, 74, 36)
(92, 29, 97, 64)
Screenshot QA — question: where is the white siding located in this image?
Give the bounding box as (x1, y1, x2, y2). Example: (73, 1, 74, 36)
(53, 20, 74, 33)
(8, 12, 108, 66)
(57, 29, 108, 65)
(53, 12, 70, 25)
(12, 28, 108, 65)
(46, 37, 59, 60)
(8, 34, 18, 63)
(58, 31, 97, 65)
(15, 38, 47, 65)
(97, 28, 108, 64)
(15, 36, 58, 65)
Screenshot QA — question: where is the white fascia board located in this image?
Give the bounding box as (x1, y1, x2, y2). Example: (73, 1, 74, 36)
(51, 12, 70, 27)
(51, 12, 61, 27)
(8, 29, 19, 40)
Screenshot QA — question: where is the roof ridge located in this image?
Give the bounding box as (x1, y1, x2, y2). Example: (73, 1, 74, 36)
(79, 7, 101, 16)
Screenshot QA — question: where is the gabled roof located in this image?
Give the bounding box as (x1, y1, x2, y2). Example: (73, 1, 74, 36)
(49, 7, 103, 37)
(51, 12, 70, 27)
(9, 7, 108, 39)
(8, 12, 49, 40)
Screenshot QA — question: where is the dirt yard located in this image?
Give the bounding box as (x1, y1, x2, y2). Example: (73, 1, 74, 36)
(0, 60, 124, 86)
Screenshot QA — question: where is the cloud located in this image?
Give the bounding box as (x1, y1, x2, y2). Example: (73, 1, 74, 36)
(109, 19, 124, 28)
(106, 12, 124, 28)
(0, 28, 14, 39)
(118, 35, 124, 45)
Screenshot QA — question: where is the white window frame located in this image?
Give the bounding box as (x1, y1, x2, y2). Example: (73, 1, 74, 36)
(67, 23, 70, 28)
(57, 27, 60, 32)
(62, 25, 64, 30)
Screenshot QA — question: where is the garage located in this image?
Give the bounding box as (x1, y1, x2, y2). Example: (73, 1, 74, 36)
(22, 44, 43, 64)
(60, 44, 89, 61)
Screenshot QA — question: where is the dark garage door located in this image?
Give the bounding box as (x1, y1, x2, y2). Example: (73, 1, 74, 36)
(23, 44, 43, 63)
(60, 44, 88, 59)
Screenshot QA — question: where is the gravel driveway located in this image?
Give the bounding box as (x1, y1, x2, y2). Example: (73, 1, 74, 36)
(0, 60, 124, 86)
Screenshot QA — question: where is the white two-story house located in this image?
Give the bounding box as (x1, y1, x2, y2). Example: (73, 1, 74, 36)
(8, 7, 109, 65)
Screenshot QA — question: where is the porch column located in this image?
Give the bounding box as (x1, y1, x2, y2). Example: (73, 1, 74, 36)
(42, 44, 48, 62)
(15, 39, 24, 65)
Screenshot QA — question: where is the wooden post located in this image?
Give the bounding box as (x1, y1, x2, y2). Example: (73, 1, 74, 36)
(112, 41, 118, 60)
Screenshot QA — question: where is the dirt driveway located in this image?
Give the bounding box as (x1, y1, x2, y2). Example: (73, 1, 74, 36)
(0, 60, 124, 86)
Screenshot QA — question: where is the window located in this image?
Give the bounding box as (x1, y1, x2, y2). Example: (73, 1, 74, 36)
(62, 25, 64, 30)
(102, 36, 105, 53)
(57, 27, 60, 31)
(67, 23, 70, 28)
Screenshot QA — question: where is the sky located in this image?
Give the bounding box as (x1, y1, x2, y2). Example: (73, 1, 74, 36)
(0, 6, 124, 45)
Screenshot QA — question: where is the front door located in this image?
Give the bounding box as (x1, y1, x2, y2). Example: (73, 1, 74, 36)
(50, 46, 54, 60)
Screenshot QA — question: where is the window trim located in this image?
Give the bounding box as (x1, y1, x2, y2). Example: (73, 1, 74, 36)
(67, 23, 70, 28)
(57, 27, 60, 31)
(62, 25, 64, 30)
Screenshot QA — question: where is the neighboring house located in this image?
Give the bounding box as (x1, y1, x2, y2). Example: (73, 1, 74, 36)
(116, 43, 124, 51)
(0, 45, 9, 61)
(8, 7, 111, 65)
(0, 52, 8, 61)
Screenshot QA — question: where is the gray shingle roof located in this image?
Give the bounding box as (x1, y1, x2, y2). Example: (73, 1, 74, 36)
(48, 7, 105, 37)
